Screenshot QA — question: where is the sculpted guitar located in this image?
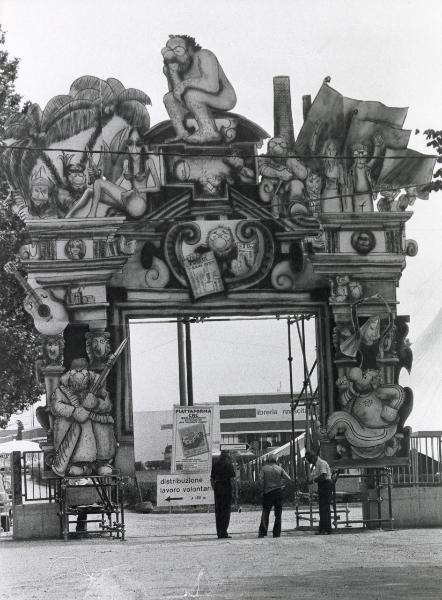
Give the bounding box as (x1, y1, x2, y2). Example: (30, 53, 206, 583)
(4, 261, 69, 335)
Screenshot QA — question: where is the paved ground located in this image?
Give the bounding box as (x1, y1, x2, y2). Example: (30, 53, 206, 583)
(1, 508, 442, 599)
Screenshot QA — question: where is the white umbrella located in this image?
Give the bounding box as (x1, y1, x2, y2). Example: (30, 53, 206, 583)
(0, 440, 41, 454)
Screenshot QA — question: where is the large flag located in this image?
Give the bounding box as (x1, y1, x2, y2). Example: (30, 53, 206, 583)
(295, 84, 347, 158)
(296, 83, 409, 157)
(377, 148, 436, 199)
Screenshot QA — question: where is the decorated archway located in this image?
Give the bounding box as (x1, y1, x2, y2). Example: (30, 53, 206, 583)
(2, 37, 435, 478)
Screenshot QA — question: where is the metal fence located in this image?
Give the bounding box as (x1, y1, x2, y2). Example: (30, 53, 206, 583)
(391, 432, 442, 487)
(21, 451, 51, 502)
(1, 451, 51, 504)
(240, 433, 442, 490)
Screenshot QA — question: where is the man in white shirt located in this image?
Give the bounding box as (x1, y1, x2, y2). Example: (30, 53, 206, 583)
(258, 455, 292, 538)
(305, 450, 333, 535)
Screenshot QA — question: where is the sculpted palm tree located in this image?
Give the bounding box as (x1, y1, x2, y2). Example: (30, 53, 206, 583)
(68, 76, 151, 167)
(2, 94, 96, 197)
(2, 77, 151, 204)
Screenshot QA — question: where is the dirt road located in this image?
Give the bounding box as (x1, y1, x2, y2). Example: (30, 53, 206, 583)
(1, 509, 441, 599)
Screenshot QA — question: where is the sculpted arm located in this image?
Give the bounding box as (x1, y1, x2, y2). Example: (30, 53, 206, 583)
(367, 135, 384, 169)
(94, 389, 112, 414)
(136, 157, 161, 193)
(286, 157, 308, 181)
(258, 158, 293, 181)
(179, 50, 221, 94)
(51, 389, 76, 419)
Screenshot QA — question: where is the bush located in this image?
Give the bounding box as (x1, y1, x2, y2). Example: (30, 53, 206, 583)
(122, 477, 157, 508)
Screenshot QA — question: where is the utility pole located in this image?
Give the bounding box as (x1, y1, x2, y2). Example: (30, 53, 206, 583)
(185, 319, 194, 406)
(177, 319, 188, 406)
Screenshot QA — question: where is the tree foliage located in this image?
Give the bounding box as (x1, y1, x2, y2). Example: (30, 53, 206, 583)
(423, 129, 442, 193)
(0, 25, 42, 429)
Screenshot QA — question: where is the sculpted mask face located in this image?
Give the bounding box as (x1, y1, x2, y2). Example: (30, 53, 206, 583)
(66, 239, 85, 260)
(45, 339, 60, 361)
(351, 230, 375, 255)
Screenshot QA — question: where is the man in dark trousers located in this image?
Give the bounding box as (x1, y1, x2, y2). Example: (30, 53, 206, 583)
(210, 450, 236, 539)
(305, 450, 333, 535)
(258, 455, 292, 538)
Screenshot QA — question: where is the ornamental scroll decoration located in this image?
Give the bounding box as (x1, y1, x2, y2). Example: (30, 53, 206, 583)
(164, 220, 275, 298)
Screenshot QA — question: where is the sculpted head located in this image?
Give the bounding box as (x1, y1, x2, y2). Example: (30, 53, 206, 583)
(67, 164, 87, 191)
(349, 367, 382, 393)
(352, 142, 370, 166)
(351, 230, 376, 255)
(162, 35, 201, 70)
(305, 170, 322, 200)
(206, 226, 235, 258)
(42, 335, 64, 364)
(125, 128, 143, 154)
(30, 168, 54, 210)
(60, 153, 87, 193)
(61, 358, 94, 392)
(65, 238, 86, 260)
(86, 331, 111, 363)
(322, 139, 338, 158)
(267, 137, 288, 157)
(360, 316, 381, 345)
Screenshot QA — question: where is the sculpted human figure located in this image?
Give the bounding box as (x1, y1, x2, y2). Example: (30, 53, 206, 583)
(50, 358, 116, 477)
(66, 127, 160, 219)
(258, 137, 310, 217)
(347, 135, 384, 212)
(162, 35, 237, 144)
(327, 367, 405, 459)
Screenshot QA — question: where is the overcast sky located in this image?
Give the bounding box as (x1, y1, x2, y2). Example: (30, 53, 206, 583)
(1, 0, 441, 430)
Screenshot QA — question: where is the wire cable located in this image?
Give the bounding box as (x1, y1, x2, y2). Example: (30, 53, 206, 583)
(0, 143, 438, 160)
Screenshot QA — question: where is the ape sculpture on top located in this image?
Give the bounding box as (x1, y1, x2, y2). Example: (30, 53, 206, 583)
(162, 35, 237, 144)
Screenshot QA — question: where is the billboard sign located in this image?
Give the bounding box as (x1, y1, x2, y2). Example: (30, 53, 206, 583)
(171, 405, 214, 474)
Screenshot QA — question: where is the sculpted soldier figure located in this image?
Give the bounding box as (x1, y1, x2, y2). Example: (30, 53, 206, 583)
(50, 358, 116, 477)
(162, 35, 237, 143)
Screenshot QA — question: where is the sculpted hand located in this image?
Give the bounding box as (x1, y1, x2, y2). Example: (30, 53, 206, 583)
(173, 81, 186, 100)
(279, 168, 293, 182)
(336, 376, 350, 391)
(373, 134, 384, 148)
(167, 62, 180, 72)
(73, 406, 90, 423)
(82, 392, 98, 410)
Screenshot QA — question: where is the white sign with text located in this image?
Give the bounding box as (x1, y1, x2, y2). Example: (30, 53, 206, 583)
(157, 473, 214, 507)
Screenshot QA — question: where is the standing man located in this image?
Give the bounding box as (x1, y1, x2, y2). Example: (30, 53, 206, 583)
(305, 450, 333, 535)
(258, 455, 292, 538)
(210, 450, 236, 539)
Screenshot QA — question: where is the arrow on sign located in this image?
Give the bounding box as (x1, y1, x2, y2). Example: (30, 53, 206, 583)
(165, 496, 184, 502)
